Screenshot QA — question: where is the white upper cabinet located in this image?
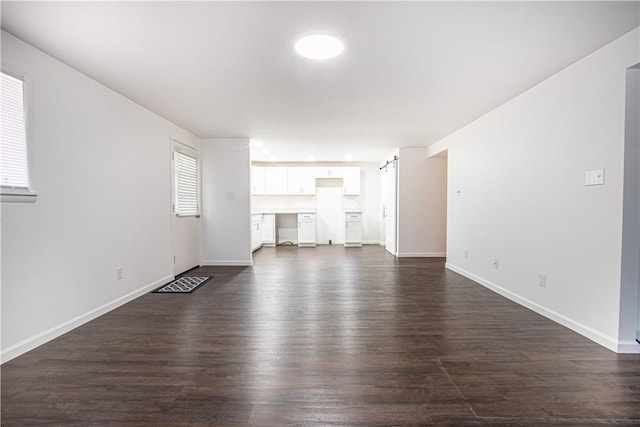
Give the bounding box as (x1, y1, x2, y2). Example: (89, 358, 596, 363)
(287, 167, 316, 195)
(342, 167, 361, 195)
(264, 167, 288, 194)
(251, 165, 360, 196)
(315, 166, 344, 179)
(251, 166, 265, 195)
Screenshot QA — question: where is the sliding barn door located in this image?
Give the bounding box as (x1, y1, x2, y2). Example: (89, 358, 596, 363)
(382, 160, 398, 256)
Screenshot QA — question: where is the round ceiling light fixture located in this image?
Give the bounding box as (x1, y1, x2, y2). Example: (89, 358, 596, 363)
(294, 34, 344, 61)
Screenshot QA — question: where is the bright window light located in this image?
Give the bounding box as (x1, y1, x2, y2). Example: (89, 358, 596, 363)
(295, 34, 344, 61)
(173, 146, 200, 217)
(1, 70, 36, 202)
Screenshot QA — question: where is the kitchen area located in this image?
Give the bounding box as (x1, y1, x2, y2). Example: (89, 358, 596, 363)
(250, 165, 367, 252)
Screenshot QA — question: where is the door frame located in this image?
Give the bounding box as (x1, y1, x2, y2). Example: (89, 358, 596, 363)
(381, 156, 398, 256)
(170, 137, 201, 276)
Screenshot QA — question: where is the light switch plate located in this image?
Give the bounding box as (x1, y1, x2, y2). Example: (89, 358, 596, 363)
(584, 169, 604, 186)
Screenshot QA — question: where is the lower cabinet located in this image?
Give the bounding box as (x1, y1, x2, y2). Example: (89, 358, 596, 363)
(297, 213, 316, 247)
(251, 214, 262, 252)
(344, 212, 362, 247)
(261, 214, 276, 247)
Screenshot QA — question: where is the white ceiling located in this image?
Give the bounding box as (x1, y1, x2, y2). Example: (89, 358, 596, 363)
(2, 1, 638, 163)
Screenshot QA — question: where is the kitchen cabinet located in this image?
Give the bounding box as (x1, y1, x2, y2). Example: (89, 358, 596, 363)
(297, 213, 316, 247)
(342, 167, 360, 195)
(251, 166, 265, 195)
(261, 213, 276, 246)
(287, 167, 316, 195)
(315, 166, 344, 179)
(252, 165, 361, 195)
(264, 167, 288, 194)
(251, 214, 262, 252)
(344, 211, 362, 247)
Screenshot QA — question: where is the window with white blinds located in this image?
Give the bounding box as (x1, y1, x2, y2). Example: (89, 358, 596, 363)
(173, 149, 199, 216)
(1, 71, 33, 199)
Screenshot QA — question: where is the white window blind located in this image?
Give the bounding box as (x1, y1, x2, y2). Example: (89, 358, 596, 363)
(174, 149, 199, 216)
(1, 71, 30, 193)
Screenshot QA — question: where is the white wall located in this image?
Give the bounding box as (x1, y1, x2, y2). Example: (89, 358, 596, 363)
(200, 138, 252, 266)
(429, 28, 640, 352)
(396, 147, 447, 257)
(0, 31, 200, 362)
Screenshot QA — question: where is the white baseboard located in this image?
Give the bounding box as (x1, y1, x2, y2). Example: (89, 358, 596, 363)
(201, 259, 252, 266)
(1, 274, 173, 364)
(445, 262, 628, 353)
(397, 252, 446, 258)
(617, 340, 640, 353)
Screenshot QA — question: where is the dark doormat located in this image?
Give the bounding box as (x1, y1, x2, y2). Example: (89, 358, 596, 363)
(152, 276, 213, 293)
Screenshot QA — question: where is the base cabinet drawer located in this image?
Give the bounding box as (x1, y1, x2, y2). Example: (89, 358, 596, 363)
(261, 214, 276, 246)
(344, 212, 362, 247)
(297, 213, 316, 247)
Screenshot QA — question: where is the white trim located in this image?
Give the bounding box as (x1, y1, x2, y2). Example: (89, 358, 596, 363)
(201, 260, 252, 266)
(171, 136, 199, 155)
(617, 340, 640, 353)
(397, 252, 446, 258)
(1, 192, 37, 203)
(445, 262, 624, 353)
(1, 274, 173, 364)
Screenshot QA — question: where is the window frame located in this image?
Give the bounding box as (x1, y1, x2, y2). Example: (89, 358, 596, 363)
(1, 67, 36, 203)
(172, 141, 200, 218)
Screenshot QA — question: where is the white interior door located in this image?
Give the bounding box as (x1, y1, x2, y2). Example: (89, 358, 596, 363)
(316, 178, 344, 244)
(383, 161, 398, 256)
(171, 139, 200, 275)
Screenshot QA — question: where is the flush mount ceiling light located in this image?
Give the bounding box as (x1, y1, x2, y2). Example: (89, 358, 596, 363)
(295, 34, 344, 61)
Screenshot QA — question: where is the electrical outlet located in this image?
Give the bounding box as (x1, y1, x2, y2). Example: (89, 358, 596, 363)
(492, 257, 499, 270)
(464, 249, 469, 259)
(538, 272, 547, 287)
(116, 267, 123, 280)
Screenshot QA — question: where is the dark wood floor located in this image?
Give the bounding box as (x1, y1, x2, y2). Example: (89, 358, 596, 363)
(2, 245, 639, 426)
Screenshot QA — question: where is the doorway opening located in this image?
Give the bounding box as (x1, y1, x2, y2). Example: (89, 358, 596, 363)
(316, 178, 344, 244)
(380, 157, 397, 256)
(620, 64, 640, 347)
